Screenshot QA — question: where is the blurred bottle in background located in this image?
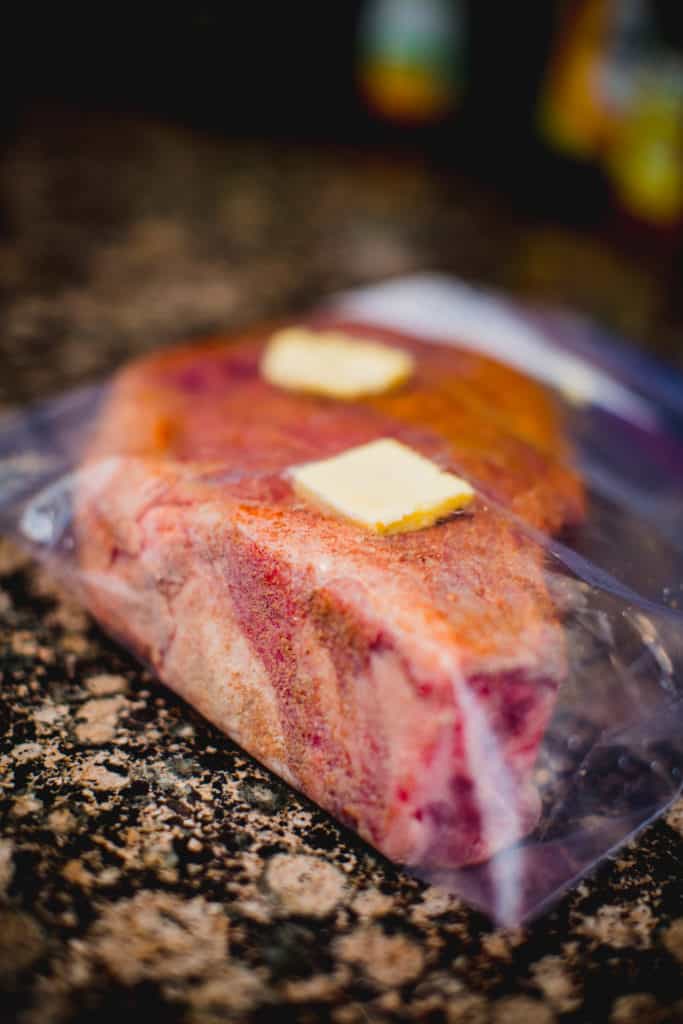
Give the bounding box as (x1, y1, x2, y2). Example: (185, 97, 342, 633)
(357, 0, 466, 124)
(538, 0, 682, 244)
(607, 55, 683, 239)
(539, 0, 654, 161)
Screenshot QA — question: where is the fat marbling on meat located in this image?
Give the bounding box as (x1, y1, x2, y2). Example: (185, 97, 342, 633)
(75, 318, 584, 867)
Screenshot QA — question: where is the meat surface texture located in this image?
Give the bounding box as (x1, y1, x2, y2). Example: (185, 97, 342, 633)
(76, 317, 584, 867)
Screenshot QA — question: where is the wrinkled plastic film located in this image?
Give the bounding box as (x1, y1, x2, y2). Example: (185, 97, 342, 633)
(333, 278, 683, 920)
(1, 286, 682, 926)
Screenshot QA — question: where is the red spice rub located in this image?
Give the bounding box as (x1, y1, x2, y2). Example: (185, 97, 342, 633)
(76, 319, 583, 866)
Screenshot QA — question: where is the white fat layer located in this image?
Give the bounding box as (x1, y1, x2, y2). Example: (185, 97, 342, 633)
(160, 573, 296, 787)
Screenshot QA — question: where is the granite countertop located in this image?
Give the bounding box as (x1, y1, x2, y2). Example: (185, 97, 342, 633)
(2, 109, 683, 1024)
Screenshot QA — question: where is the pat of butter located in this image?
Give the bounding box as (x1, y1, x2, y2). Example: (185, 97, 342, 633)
(290, 438, 474, 535)
(261, 327, 414, 399)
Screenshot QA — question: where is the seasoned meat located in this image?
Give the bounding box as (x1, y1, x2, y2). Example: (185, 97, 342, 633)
(76, 319, 583, 866)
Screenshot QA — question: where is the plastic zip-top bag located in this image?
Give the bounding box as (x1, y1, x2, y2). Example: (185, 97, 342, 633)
(1, 274, 682, 926)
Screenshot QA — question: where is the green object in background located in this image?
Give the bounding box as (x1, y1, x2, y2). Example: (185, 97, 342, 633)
(607, 56, 683, 228)
(357, 0, 465, 122)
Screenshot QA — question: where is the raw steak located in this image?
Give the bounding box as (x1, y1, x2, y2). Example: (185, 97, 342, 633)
(75, 318, 584, 867)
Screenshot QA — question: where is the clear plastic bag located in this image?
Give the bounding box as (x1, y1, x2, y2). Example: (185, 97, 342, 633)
(1, 274, 682, 926)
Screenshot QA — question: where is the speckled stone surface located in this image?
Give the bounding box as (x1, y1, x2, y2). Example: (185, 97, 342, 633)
(2, 109, 683, 1024)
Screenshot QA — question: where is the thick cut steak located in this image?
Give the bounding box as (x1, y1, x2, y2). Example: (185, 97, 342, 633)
(76, 318, 584, 867)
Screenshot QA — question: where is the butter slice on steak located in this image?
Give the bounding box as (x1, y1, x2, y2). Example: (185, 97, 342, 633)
(76, 319, 583, 867)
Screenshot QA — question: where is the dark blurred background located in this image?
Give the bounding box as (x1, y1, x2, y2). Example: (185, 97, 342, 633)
(5, 1, 682, 218)
(1, 0, 681, 402)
